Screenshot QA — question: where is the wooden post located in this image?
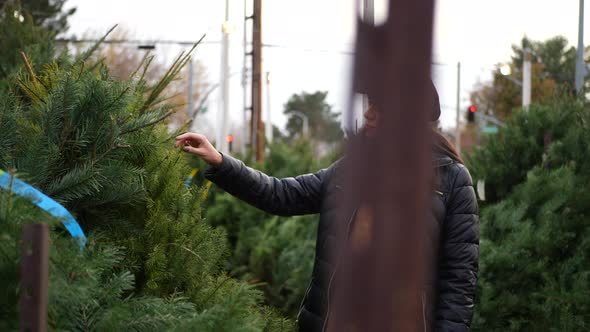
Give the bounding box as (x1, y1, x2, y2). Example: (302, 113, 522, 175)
(20, 223, 49, 332)
(331, 0, 436, 331)
(252, 0, 264, 162)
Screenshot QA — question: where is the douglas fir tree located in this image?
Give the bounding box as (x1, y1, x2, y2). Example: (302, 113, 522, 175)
(0, 5, 293, 331)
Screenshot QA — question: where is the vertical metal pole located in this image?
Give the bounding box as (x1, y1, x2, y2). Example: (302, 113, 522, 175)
(20, 223, 49, 332)
(522, 47, 532, 109)
(361, 0, 375, 129)
(265, 71, 273, 144)
(455, 61, 461, 154)
(575, 0, 585, 95)
(252, 0, 263, 162)
(242, 0, 249, 153)
(220, 0, 231, 153)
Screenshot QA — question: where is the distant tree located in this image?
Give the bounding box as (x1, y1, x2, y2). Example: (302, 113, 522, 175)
(470, 36, 590, 121)
(284, 91, 343, 144)
(0, 3, 57, 85)
(271, 125, 288, 143)
(511, 36, 578, 85)
(82, 27, 209, 128)
(2, 0, 76, 34)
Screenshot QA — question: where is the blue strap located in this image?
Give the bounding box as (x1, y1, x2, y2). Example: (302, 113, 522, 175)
(0, 170, 87, 249)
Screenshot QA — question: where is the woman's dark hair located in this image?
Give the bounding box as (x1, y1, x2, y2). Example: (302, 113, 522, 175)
(432, 129, 463, 164)
(364, 82, 463, 164)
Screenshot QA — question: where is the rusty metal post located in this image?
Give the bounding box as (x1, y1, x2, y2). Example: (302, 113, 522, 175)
(20, 223, 49, 332)
(330, 0, 436, 331)
(252, 0, 264, 162)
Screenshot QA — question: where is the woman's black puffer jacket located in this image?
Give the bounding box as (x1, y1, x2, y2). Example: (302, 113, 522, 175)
(205, 153, 479, 331)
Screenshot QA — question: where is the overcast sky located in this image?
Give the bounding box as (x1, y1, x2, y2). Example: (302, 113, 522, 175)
(63, 0, 589, 137)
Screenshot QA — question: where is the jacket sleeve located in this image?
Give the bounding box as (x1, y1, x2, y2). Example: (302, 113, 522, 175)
(435, 164, 479, 332)
(204, 153, 328, 216)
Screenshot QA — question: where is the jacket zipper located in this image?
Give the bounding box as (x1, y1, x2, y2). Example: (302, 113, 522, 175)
(296, 280, 314, 322)
(321, 208, 357, 332)
(320, 220, 430, 332)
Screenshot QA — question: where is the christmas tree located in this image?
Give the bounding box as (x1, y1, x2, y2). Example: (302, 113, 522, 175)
(468, 99, 590, 331)
(0, 6, 293, 331)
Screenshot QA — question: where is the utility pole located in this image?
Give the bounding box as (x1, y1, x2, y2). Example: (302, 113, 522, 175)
(575, 0, 586, 95)
(252, 0, 263, 162)
(242, 0, 250, 154)
(455, 61, 461, 154)
(219, 0, 232, 153)
(361, 0, 374, 132)
(265, 71, 273, 143)
(522, 47, 532, 109)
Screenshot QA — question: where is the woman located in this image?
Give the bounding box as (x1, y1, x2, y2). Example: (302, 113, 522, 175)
(175, 84, 478, 331)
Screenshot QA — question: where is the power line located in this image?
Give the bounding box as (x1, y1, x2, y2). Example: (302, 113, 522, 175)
(262, 42, 354, 55)
(55, 38, 356, 56)
(57, 37, 484, 68)
(56, 37, 499, 76)
(54, 38, 221, 46)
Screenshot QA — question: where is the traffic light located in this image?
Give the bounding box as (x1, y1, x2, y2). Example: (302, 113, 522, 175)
(226, 134, 234, 153)
(466, 105, 476, 123)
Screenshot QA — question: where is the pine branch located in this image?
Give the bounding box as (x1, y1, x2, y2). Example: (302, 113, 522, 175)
(173, 243, 205, 263)
(152, 92, 184, 108)
(44, 163, 101, 203)
(87, 56, 108, 73)
(202, 275, 232, 307)
(130, 52, 153, 80)
(19, 51, 37, 83)
(102, 85, 131, 113)
(139, 55, 155, 85)
(76, 61, 85, 80)
(76, 25, 118, 64)
(119, 109, 176, 135)
(138, 34, 205, 115)
(138, 51, 185, 115)
(57, 73, 77, 151)
(16, 77, 45, 104)
(16, 52, 50, 104)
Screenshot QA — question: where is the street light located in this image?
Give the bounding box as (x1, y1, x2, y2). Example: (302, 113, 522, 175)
(222, 20, 236, 34)
(500, 64, 511, 76)
(498, 65, 522, 87)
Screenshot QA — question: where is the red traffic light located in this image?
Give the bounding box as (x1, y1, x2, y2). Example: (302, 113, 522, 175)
(466, 105, 477, 123)
(226, 135, 234, 143)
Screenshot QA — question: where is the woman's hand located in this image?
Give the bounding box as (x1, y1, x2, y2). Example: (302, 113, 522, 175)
(175, 132, 223, 167)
